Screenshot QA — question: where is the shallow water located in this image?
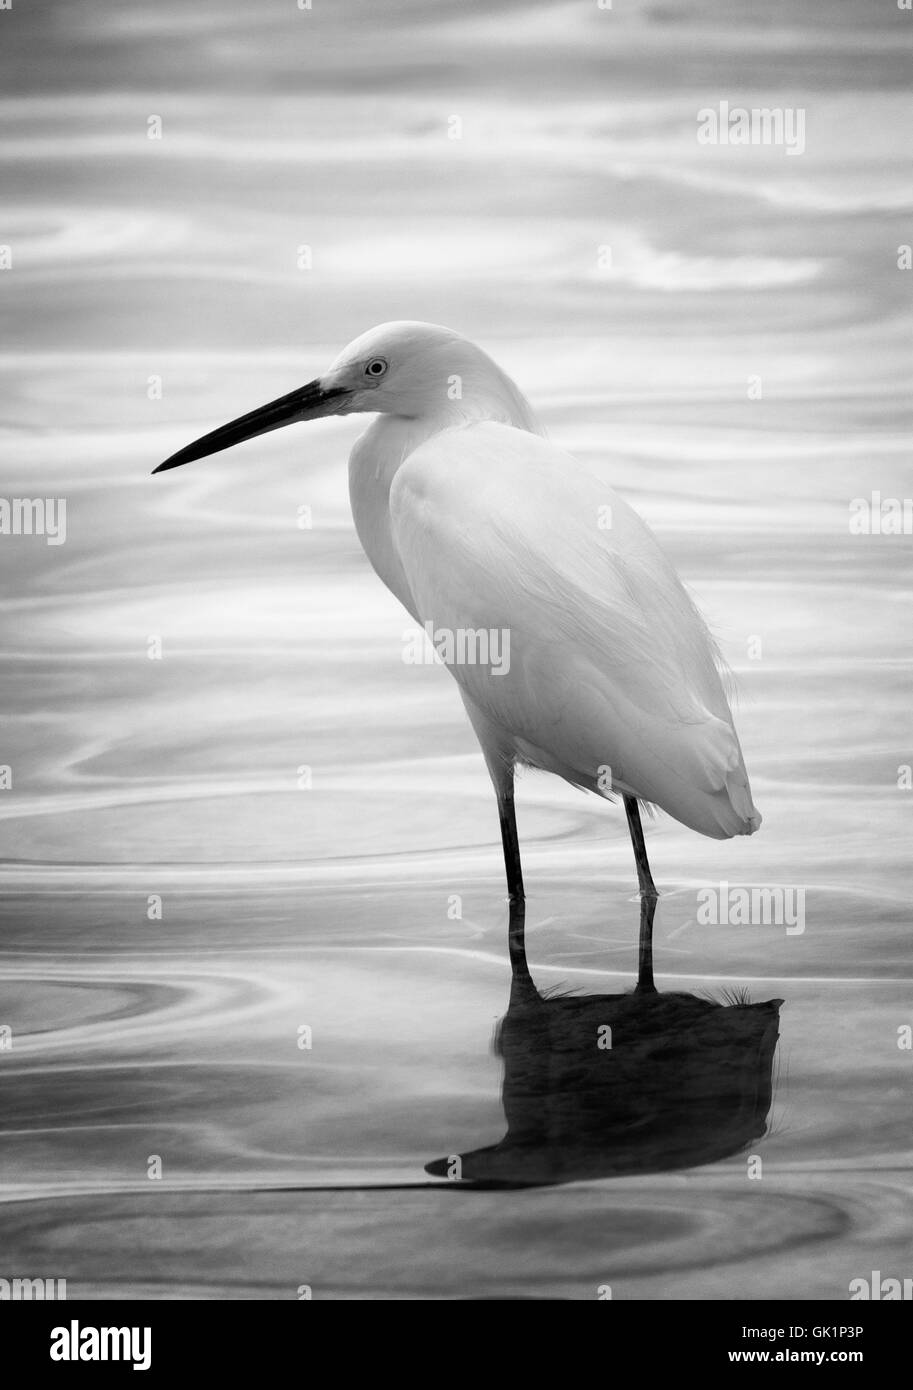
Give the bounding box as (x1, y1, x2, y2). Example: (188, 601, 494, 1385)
(1, 0, 911, 1298)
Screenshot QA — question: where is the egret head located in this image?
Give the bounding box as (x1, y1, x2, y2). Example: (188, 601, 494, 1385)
(320, 320, 470, 417)
(153, 321, 534, 473)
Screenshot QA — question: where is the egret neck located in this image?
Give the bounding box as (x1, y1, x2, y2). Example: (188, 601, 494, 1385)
(347, 369, 540, 618)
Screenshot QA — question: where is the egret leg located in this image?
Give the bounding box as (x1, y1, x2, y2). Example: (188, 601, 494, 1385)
(624, 796, 658, 993)
(624, 795, 657, 899)
(635, 893, 658, 994)
(506, 898, 539, 1006)
(497, 781, 526, 906)
(459, 695, 525, 904)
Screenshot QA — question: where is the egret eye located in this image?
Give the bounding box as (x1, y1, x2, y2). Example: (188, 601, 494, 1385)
(365, 357, 388, 379)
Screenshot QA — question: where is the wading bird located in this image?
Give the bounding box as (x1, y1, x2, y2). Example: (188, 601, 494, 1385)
(154, 322, 761, 909)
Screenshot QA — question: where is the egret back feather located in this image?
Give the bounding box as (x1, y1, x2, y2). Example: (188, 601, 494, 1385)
(389, 422, 761, 840)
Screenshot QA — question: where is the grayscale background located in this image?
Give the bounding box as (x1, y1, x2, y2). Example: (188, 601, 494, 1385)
(0, 0, 911, 1298)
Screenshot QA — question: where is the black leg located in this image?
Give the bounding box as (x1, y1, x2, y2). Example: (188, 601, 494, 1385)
(506, 898, 539, 1006)
(635, 893, 658, 994)
(497, 784, 525, 905)
(624, 795, 657, 899)
(624, 795, 658, 993)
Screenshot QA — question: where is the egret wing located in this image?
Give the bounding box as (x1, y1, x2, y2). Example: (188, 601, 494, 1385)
(389, 422, 760, 838)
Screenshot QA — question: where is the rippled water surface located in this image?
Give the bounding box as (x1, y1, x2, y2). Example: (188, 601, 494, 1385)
(1, 0, 911, 1298)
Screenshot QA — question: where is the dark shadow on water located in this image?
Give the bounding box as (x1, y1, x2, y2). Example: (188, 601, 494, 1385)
(425, 897, 783, 1187)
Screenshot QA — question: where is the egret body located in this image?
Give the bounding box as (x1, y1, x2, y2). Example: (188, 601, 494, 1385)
(154, 322, 761, 907)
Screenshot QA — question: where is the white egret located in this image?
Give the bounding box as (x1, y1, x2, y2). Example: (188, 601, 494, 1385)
(154, 321, 761, 906)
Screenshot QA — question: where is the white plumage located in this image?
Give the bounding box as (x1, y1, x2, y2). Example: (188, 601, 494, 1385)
(156, 319, 761, 902)
(387, 421, 759, 840)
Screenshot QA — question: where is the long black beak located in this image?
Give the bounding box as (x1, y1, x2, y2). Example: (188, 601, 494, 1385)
(152, 380, 350, 473)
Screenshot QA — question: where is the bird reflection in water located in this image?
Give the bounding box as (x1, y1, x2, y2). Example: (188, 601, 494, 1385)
(427, 898, 783, 1187)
